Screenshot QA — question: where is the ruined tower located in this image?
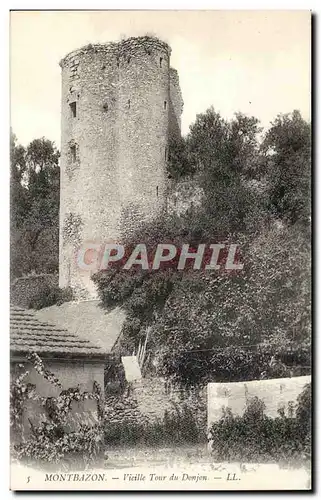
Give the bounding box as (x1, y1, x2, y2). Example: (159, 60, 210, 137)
(59, 36, 183, 297)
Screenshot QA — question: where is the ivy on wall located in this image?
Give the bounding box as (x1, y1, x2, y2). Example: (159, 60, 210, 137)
(62, 212, 83, 247)
(10, 353, 104, 466)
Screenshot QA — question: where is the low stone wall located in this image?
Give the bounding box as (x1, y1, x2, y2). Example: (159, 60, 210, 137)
(10, 273, 59, 308)
(105, 377, 207, 428)
(105, 390, 146, 425)
(133, 378, 207, 427)
(207, 375, 311, 427)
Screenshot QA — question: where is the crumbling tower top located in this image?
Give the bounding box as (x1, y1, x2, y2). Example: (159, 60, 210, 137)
(60, 35, 172, 68)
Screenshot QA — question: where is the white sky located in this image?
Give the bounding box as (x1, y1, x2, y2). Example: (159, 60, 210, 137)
(10, 10, 311, 147)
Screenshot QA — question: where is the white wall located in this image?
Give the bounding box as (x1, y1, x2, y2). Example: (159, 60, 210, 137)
(208, 376, 311, 427)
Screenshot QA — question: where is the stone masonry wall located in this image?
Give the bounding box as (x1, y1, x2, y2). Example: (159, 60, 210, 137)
(105, 377, 207, 429)
(59, 37, 183, 298)
(169, 67, 184, 140)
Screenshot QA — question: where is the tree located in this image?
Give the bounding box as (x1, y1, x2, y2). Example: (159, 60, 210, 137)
(186, 108, 266, 236)
(167, 136, 194, 180)
(10, 132, 28, 228)
(262, 110, 311, 225)
(10, 134, 60, 278)
(154, 223, 310, 385)
(24, 138, 60, 253)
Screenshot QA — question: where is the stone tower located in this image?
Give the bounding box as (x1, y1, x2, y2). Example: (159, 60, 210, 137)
(59, 36, 183, 297)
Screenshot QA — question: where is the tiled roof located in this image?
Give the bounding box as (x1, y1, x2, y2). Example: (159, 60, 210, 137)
(35, 300, 125, 354)
(10, 305, 106, 358)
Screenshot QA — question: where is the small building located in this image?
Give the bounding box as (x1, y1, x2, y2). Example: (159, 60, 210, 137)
(10, 305, 116, 435)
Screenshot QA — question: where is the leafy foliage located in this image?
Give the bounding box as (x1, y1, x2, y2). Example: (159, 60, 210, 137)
(262, 111, 311, 224)
(29, 352, 62, 387)
(10, 367, 37, 435)
(104, 404, 205, 447)
(10, 132, 60, 279)
(209, 384, 311, 465)
(168, 108, 266, 235)
(10, 354, 104, 466)
(167, 136, 194, 180)
(26, 284, 73, 310)
(94, 109, 310, 386)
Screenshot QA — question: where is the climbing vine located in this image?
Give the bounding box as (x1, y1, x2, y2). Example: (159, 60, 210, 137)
(62, 212, 83, 246)
(10, 353, 104, 466)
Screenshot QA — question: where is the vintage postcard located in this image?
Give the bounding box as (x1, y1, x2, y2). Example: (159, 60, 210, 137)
(10, 10, 311, 491)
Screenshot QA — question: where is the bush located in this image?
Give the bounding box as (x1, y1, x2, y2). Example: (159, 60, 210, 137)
(14, 422, 103, 466)
(104, 420, 145, 446)
(209, 385, 311, 465)
(27, 285, 73, 309)
(104, 404, 206, 447)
